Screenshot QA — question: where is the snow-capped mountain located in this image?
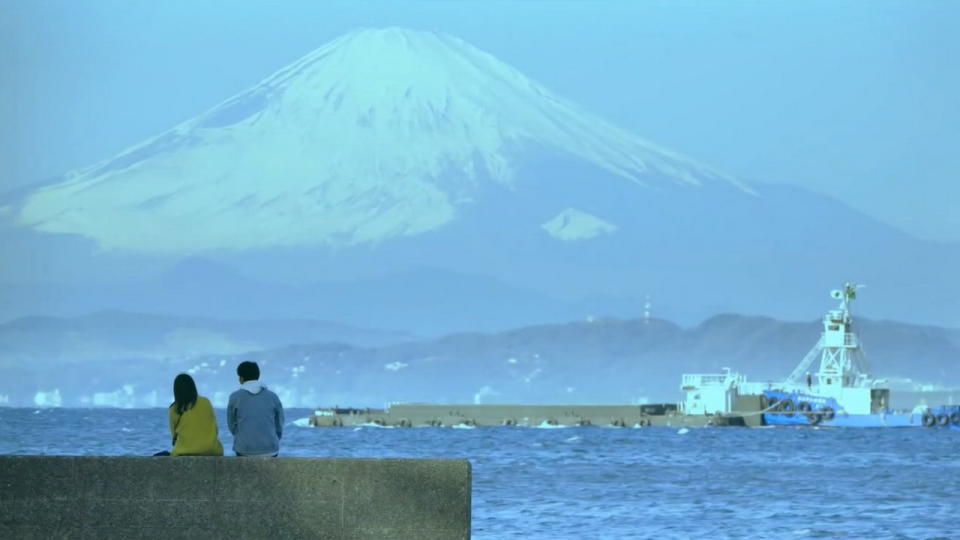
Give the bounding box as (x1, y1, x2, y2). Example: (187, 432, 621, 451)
(15, 27, 752, 253)
(4, 27, 959, 330)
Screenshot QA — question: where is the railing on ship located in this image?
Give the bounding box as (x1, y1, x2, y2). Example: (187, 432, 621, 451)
(682, 374, 721, 387)
(681, 373, 744, 387)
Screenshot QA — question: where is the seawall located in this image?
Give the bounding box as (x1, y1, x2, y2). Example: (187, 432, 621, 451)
(311, 401, 765, 428)
(0, 456, 471, 539)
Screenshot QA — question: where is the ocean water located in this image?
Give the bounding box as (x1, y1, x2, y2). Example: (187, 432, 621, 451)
(1, 408, 958, 539)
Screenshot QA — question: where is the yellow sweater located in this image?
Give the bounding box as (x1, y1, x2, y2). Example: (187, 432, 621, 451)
(169, 396, 224, 456)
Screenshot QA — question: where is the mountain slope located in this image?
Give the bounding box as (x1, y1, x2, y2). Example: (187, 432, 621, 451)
(13, 28, 750, 253)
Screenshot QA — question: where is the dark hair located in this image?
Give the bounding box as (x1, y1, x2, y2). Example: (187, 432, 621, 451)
(237, 361, 260, 382)
(172, 373, 198, 415)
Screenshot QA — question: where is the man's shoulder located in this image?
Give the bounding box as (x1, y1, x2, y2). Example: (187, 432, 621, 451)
(264, 388, 283, 404)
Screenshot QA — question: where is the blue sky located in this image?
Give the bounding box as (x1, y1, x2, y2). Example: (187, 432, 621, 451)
(2, 0, 958, 241)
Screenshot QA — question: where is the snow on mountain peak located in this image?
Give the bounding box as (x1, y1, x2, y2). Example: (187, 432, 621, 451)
(542, 208, 618, 241)
(17, 27, 753, 253)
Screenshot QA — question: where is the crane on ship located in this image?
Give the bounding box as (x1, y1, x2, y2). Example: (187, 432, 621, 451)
(785, 282, 872, 390)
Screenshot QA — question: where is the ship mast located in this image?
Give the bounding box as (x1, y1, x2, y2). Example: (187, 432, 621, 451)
(785, 282, 871, 389)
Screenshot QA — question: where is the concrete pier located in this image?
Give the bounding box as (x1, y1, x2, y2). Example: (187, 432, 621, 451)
(0, 456, 471, 539)
(310, 402, 764, 428)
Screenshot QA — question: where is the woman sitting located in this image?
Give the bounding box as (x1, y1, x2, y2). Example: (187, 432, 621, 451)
(167, 373, 223, 456)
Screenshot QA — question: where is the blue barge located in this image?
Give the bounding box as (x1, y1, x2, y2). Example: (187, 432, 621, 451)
(761, 389, 959, 428)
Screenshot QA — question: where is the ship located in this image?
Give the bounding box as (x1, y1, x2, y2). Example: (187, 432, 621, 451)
(680, 282, 960, 429)
(307, 282, 957, 429)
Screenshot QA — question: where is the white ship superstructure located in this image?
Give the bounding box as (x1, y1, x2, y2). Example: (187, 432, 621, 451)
(779, 282, 885, 414)
(680, 283, 903, 423)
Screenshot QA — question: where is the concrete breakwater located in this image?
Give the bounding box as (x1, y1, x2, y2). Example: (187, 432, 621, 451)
(309, 398, 765, 428)
(0, 456, 471, 539)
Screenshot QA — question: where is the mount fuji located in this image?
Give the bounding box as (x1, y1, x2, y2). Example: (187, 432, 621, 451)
(15, 27, 752, 253)
(3, 27, 958, 333)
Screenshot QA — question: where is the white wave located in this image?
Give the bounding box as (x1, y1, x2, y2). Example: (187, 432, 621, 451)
(358, 422, 393, 428)
(33, 389, 62, 408)
(452, 424, 476, 429)
(564, 436, 581, 443)
(292, 417, 312, 428)
(535, 421, 567, 429)
(677, 428, 690, 435)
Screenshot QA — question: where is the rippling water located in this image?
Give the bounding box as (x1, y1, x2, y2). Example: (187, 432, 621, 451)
(2, 408, 958, 539)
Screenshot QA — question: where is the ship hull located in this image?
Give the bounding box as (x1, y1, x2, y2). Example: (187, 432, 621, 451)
(762, 411, 922, 427)
(761, 390, 960, 428)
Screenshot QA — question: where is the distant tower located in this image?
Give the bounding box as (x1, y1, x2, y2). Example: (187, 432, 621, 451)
(643, 295, 652, 325)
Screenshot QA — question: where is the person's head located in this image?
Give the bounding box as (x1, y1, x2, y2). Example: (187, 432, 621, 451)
(237, 361, 260, 384)
(172, 373, 198, 415)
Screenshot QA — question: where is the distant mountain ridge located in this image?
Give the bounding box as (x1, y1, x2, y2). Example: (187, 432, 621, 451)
(0, 310, 413, 369)
(3, 312, 958, 408)
(0, 261, 580, 335)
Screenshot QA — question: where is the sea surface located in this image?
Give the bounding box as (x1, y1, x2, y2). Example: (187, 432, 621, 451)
(1, 408, 958, 539)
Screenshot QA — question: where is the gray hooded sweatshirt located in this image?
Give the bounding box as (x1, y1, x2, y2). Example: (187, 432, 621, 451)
(227, 381, 284, 456)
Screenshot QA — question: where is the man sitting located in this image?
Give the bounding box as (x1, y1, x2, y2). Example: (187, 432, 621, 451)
(227, 361, 285, 457)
